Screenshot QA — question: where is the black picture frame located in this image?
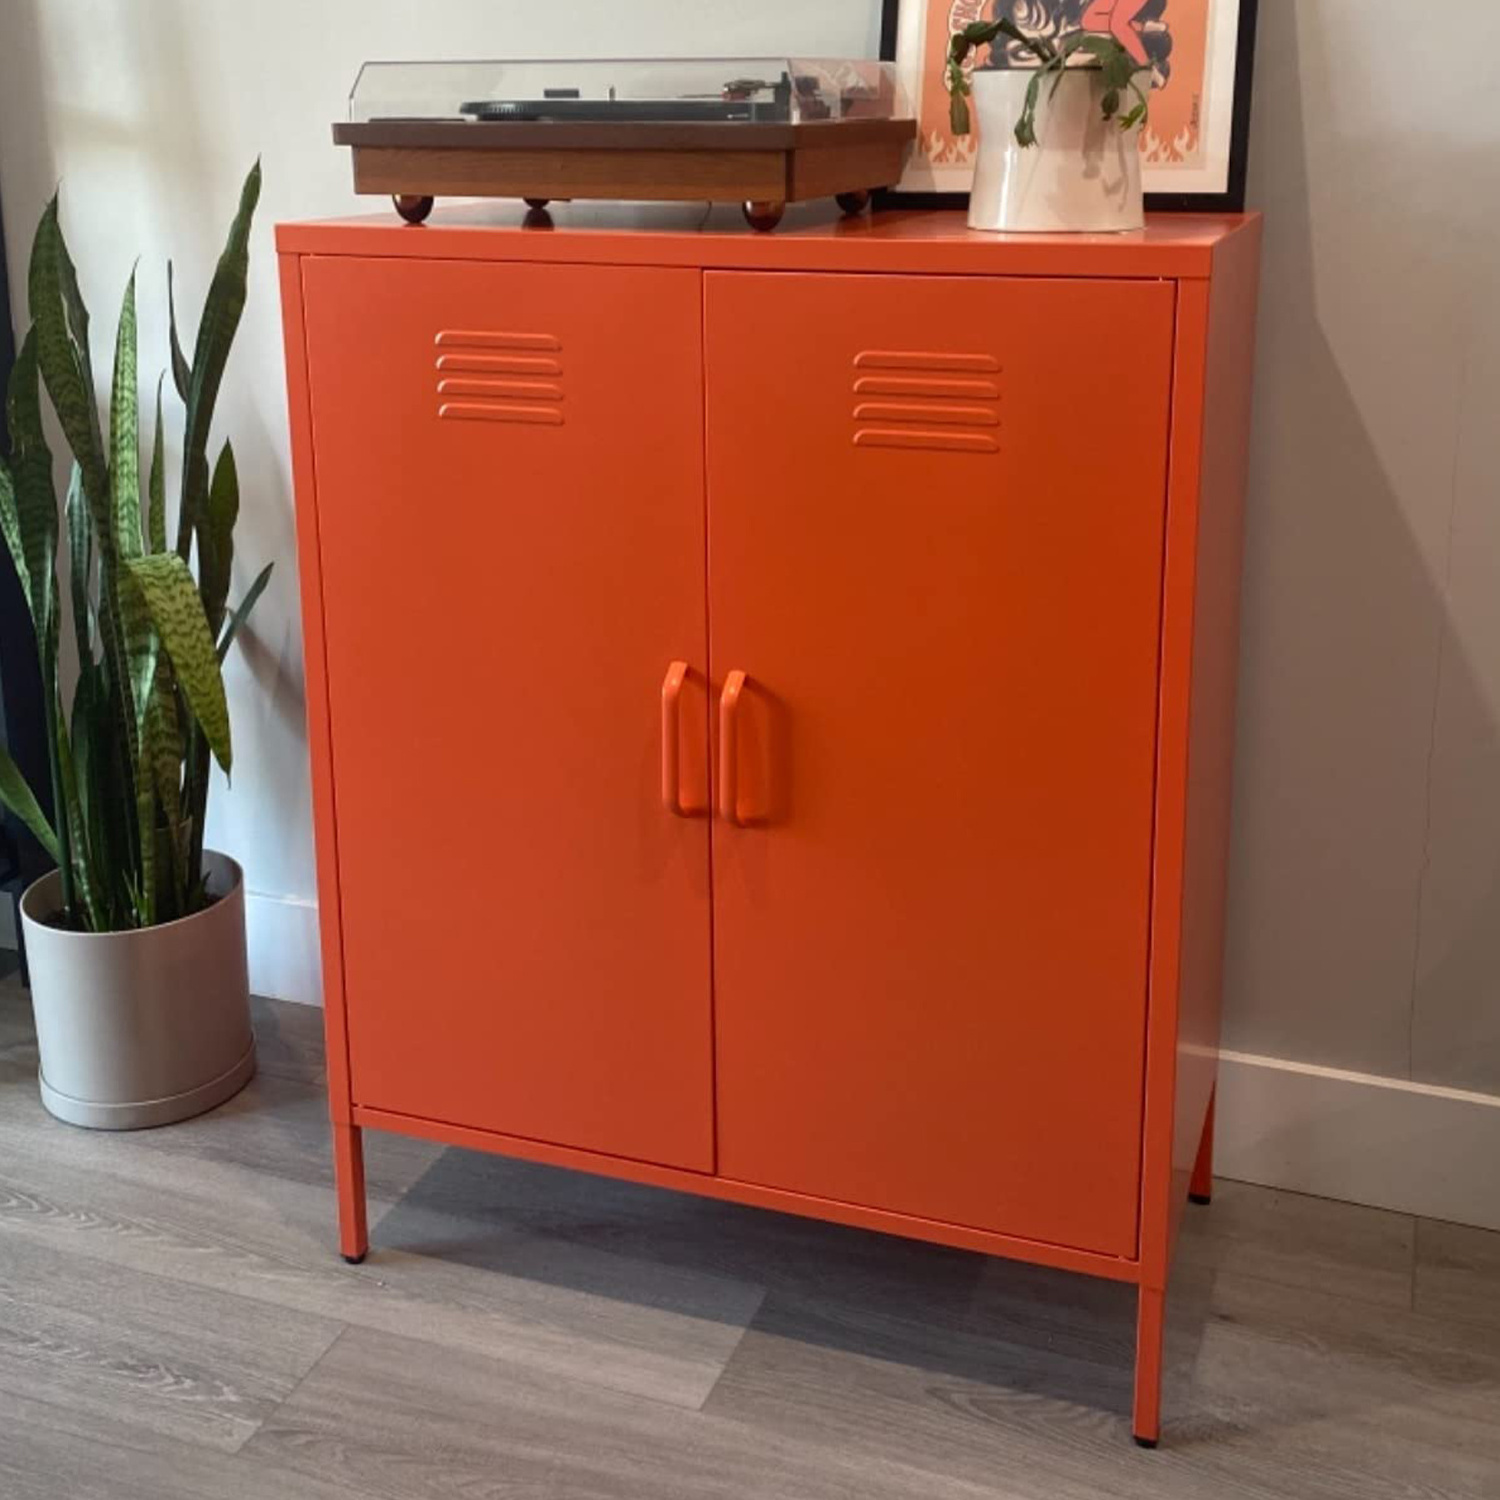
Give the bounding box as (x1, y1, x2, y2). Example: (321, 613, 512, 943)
(877, 0, 1260, 213)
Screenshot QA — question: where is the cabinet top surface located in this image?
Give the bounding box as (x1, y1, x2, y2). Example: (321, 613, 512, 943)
(277, 204, 1260, 279)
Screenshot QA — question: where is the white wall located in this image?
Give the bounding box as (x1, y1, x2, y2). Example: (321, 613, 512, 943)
(3, 1, 1499, 1218)
(1228, 0, 1500, 1092)
(1209, 0, 1500, 1226)
(0, 1, 876, 1000)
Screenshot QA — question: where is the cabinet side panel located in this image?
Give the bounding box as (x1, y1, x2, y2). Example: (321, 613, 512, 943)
(1176, 223, 1263, 1197)
(1141, 223, 1263, 1283)
(278, 251, 352, 1118)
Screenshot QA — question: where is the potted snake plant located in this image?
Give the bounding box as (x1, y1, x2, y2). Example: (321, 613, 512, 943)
(948, 13, 1153, 233)
(0, 163, 272, 1128)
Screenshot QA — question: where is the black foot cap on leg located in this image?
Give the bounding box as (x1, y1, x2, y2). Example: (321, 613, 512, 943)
(1189, 1192, 1212, 1206)
(343, 1251, 367, 1265)
(1134, 1436, 1159, 1450)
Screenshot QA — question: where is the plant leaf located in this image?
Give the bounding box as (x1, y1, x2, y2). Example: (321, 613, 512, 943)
(117, 562, 157, 755)
(28, 196, 107, 517)
(110, 267, 144, 562)
(134, 694, 157, 927)
(53, 699, 104, 930)
(176, 160, 260, 561)
(66, 462, 93, 659)
(0, 742, 60, 864)
(199, 440, 238, 638)
(0, 458, 29, 620)
(217, 560, 273, 663)
(949, 74, 971, 137)
(4, 330, 60, 638)
(51, 199, 97, 397)
(167, 260, 192, 403)
(33, 196, 146, 858)
(144, 660, 184, 837)
(1018, 71, 1044, 146)
(124, 552, 232, 775)
(106, 271, 158, 805)
(147, 374, 167, 553)
(69, 663, 97, 875)
(69, 667, 117, 929)
(137, 650, 188, 916)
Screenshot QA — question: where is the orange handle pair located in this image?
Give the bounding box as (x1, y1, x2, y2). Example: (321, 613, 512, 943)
(661, 663, 750, 825)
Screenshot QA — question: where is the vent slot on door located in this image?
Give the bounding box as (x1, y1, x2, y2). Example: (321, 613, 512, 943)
(851, 349, 1001, 453)
(435, 329, 564, 425)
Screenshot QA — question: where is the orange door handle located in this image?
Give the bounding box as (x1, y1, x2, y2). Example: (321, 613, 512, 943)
(718, 669, 748, 826)
(661, 661, 701, 817)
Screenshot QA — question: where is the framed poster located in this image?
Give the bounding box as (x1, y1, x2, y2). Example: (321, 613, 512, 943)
(880, 0, 1259, 211)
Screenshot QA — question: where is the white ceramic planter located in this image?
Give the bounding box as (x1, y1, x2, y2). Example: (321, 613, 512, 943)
(20, 850, 256, 1129)
(967, 68, 1144, 233)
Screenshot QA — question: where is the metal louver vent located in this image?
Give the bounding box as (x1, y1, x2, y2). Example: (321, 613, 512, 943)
(435, 329, 563, 426)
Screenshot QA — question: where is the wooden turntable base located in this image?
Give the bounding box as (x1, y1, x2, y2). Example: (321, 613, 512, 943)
(332, 117, 917, 230)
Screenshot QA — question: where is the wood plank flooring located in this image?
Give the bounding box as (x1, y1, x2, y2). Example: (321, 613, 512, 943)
(1, 964, 1497, 1497)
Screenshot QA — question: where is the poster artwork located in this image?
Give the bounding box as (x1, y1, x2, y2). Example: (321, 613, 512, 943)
(898, 1, 1230, 196)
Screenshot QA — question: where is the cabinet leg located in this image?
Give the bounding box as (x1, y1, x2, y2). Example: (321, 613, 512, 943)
(333, 1121, 369, 1264)
(1132, 1285, 1164, 1448)
(1189, 1086, 1216, 1205)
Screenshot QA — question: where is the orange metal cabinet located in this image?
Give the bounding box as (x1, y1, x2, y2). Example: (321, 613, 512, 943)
(705, 272, 1174, 1258)
(297, 256, 715, 1171)
(278, 207, 1262, 1448)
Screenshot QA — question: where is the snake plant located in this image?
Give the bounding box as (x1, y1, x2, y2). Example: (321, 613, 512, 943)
(948, 16, 1151, 143)
(0, 162, 270, 932)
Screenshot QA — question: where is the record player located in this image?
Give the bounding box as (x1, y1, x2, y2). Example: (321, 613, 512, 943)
(333, 58, 915, 231)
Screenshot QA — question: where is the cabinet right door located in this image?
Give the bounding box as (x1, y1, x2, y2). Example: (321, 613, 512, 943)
(704, 271, 1176, 1258)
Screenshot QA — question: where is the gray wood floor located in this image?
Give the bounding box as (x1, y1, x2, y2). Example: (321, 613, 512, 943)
(1, 958, 1497, 1498)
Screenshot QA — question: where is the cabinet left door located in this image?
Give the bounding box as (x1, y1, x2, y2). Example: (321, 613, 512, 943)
(300, 255, 714, 1171)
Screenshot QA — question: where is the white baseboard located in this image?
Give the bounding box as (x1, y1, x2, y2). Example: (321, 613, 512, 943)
(244, 890, 322, 1007)
(1217, 1048, 1500, 1231)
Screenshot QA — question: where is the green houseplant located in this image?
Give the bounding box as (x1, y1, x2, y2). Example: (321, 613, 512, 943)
(944, 16, 1152, 234)
(947, 16, 1151, 142)
(0, 163, 271, 1128)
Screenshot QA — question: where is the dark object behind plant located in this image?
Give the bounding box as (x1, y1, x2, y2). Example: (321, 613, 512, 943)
(0, 181, 54, 970)
(0, 163, 272, 933)
(947, 17, 1150, 142)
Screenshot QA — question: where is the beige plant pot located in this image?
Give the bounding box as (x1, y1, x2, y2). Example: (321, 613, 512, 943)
(19, 850, 256, 1129)
(967, 67, 1145, 233)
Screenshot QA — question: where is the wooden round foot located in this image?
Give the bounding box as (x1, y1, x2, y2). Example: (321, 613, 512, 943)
(836, 190, 871, 215)
(392, 195, 434, 225)
(742, 200, 785, 233)
(524, 197, 551, 210)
